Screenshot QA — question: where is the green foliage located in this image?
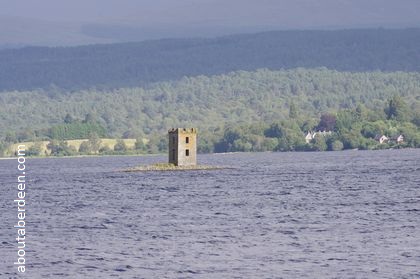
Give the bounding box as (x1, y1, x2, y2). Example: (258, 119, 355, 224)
(336, 110, 357, 133)
(398, 122, 420, 147)
(264, 123, 284, 138)
(78, 135, 102, 154)
(340, 130, 363, 150)
(99, 145, 112, 154)
(278, 128, 307, 151)
(361, 121, 387, 138)
(88, 133, 102, 153)
(78, 142, 91, 154)
(289, 101, 298, 119)
(0, 140, 8, 157)
(135, 138, 147, 151)
(49, 121, 107, 140)
(114, 139, 127, 152)
(317, 113, 337, 131)
(64, 113, 74, 124)
(157, 137, 168, 153)
(47, 140, 77, 156)
(313, 136, 328, 151)
(329, 140, 344, 151)
(232, 138, 253, 152)
(5, 131, 17, 143)
(212, 99, 419, 153)
(27, 142, 43, 156)
(2, 97, 418, 158)
(1, 69, 419, 141)
(355, 104, 368, 121)
(0, 67, 419, 157)
(385, 96, 410, 122)
(261, 138, 278, 151)
(300, 119, 318, 133)
(145, 143, 158, 154)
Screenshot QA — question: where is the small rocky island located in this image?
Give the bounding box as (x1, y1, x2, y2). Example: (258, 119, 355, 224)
(123, 128, 223, 172)
(123, 163, 223, 172)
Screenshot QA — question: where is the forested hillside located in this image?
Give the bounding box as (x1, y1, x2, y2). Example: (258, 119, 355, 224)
(1, 68, 419, 141)
(0, 28, 419, 91)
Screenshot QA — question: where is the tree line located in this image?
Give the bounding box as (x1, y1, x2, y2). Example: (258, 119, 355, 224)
(0, 68, 418, 156)
(210, 96, 419, 153)
(1, 95, 418, 157)
(0, 68, 419, 142)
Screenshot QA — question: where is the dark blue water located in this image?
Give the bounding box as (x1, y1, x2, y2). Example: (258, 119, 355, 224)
(1, 150, 419, 278)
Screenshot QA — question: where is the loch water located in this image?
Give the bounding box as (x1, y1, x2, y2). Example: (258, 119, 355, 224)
(1, 149, 419, 278)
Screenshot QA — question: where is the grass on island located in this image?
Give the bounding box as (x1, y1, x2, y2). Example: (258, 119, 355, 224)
(123, 163, 225, 172)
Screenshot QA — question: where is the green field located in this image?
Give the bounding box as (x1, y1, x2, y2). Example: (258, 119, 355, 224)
(6, 138, 144, 157)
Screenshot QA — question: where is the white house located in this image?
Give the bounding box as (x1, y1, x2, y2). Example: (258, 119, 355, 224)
(391, 134, 404, 144)
(374, 135, 389, 144)
(305, 132, 314, 143)
(305, 131, 332, 143)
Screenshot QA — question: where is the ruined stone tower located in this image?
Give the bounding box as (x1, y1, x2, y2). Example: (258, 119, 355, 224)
(168, 128, 197, 166)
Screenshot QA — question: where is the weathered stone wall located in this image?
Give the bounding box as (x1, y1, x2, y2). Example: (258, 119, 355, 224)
(168, 128, 197, 166)
(168, 131, 178, 165)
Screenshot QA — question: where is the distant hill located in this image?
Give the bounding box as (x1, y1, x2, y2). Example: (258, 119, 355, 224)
(1, 0, 420, 48)
(0, 28, 419, 91)
(0, 16, 115, 48)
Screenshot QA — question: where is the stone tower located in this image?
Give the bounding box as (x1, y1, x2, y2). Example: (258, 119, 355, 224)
(168, 128, 197, 166)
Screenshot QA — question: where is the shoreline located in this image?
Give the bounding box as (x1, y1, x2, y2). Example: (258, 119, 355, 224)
(0, 147, 418, 160)
(0, 153, 165, 160)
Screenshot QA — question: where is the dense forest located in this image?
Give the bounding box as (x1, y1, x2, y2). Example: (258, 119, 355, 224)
(0, 68, 419, 156)
(1, 94, 418, 157)
(0, 28, 419, 91)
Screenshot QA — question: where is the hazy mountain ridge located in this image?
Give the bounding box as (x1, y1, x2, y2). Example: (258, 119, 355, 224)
(1, 0, 420, 47)
(0, 28, 419, 92)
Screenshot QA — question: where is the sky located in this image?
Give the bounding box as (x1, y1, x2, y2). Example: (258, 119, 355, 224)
(0, 0, 419, 46)
(1, 0, 419, 26)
